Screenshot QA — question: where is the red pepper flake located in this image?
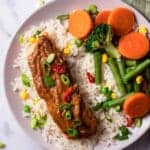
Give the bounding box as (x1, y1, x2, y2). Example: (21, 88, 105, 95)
(86, 72, 95, 83)
(51, 63, 67, 74)
(126, 117, 134, 127)
(63, 87, 74, 102)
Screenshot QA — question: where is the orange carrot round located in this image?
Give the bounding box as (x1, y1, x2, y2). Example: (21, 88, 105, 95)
(123, 93, 150, 118)
(118, 32, 149, 59)
(69, 10, 93, 38)
(108, 7, 135, 36)
(95, 10, 111, 25)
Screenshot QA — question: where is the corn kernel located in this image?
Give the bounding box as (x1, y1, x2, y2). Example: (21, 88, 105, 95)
(136, 75, 143, 84)
(28, 37, 38, 44)
(19, 90, 29, 100)
(111, 92, 117, 99)
(102, 54, 108, 63)
(33, 98, 40, 105)
(138, 26, 148, 35)
(63, 43, 71, 55)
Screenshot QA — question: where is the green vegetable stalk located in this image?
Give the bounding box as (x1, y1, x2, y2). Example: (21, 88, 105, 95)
(102, 93, 133, 108)
(85, 24, 120, 59)
(94, 51, 102, 84)
(108, 58, 126, 95)
(124, 59, 150, 82)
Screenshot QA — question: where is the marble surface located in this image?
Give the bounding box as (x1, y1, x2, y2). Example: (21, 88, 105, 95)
(0, 0, 150, 150)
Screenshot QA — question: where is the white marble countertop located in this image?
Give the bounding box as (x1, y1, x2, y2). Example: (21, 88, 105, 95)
(0, 0, 150, 150)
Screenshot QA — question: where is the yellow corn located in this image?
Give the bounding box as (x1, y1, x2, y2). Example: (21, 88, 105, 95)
(63, 43, 71, 55)
(102, 53, 108, 63)
(136, 75, 143, 84)
(28, 37, 38, 44)
(111, 92, 117, 99)
(138, 26, 148, 35)
(19, 90, 29, 100)
(33, 98, 40, 105)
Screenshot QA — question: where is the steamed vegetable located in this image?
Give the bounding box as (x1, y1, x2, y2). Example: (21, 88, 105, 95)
(119, 32, 150, 59)
(123, 93, 150, 118)
(124, 59, 150, 82)
(114, 125, 129, 140)
(108, 58, 126, 95)
(86, 4, 98, 15)
(85, 24, 120, 59)
(94, 51, 102, 84)
(116, 59, 126, 80)
(69, 10, 93, 38)
(108, 7, 135, 36)
(21, 74, 31, 87)
(102, 93, 133, 108)
(95, 10, 111, 25)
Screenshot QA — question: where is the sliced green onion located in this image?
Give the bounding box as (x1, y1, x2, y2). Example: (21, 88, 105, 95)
(56, 14, 69, 21)
(100, 87, 109, 94)
(66, 128, 78, 138)
(43, 75, 55, 88)
(0, 142, 5, 149)
(135, 118, 142, 128)
(23, 105, 31, 113)
(33, 30, 41, 38)
(73, 120, 82, 128)
(75, 39, 83, 47)
(86, 4, 98, 14)
(38, 115, 47, 128)
(92, 102, 102, 111)
(65, 110, 72, 120)
(60, 74, 70, 86)
(58, 103, 73, 112)
(21, 74, 31, 87)
(31, 117, 38, 129)
(47, 53, 55, 64)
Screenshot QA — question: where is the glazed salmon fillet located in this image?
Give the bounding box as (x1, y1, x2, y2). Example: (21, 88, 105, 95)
(28, 35, 97, 138)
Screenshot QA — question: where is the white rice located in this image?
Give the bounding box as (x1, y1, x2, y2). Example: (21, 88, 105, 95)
(12, 19, 127, 150)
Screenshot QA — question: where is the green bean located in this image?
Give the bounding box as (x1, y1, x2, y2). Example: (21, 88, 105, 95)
(108, 58, 126, 95)
(116, 58, 126, 79)
(124, 59, 150, 82)
(145, 68, 150, 95)
(94, 51, 102, 84)
(125, 60, 137, 67)
(102, 93, 134, 108)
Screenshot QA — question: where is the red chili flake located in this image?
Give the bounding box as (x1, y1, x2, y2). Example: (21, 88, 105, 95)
(63, 87, 74, 102)
(126, 117, 134, 127)
(51, 63, 67, 74)
(141, 80, 147, 92)
(86, 72, 95, 83)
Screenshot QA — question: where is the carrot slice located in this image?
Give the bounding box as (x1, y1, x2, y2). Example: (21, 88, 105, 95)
(69, 10, 93, 38)
(118, 32, 149, 59)
(108, 7, 135, 36)
(95, 10, 111, 25)
(123, 93, 150, 118)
